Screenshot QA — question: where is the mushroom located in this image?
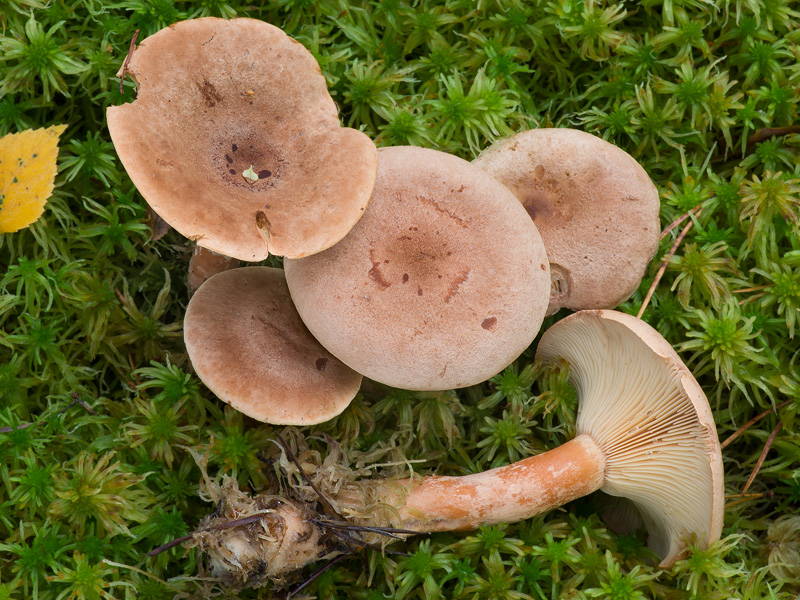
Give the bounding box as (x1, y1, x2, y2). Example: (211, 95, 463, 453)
(187, 245, 240, 295)
(107, 17, 377, 261)
(284, 145, 551, 391)
(473, 128, 660, 314)
(384, 310, 723, 564)
(191, 310, 723, 586)
(184, 267, 362, 425)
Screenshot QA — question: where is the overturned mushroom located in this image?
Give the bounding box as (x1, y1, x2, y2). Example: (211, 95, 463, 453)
(473, 128, 660, 313)
(108, 17, 377, 261)
(184, 267, 362, 425)
(284, 145, 551, 391)
(188, 310, 723, 587)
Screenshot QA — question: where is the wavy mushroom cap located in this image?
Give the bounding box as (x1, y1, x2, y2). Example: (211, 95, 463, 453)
(108, 17, 377, 261)
(474, 128, 660, 313)
(184, 267, 362, 425)
(285, 146, 551, 391)
(536, 310, 724, 566)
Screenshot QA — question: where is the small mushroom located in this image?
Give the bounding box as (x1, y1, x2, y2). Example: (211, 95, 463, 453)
(193, 310, 723, 583)
(184, 267, 362, 425)
(284, 145, 551, 391)
(187, 245, 240, 296)
(107, 17, 377, 261)
(473, 128, 660, 313)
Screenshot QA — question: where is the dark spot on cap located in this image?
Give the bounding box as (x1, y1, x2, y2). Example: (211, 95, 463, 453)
(225, 154, 233, 164)
(315, 358, 328, 372)
(229, 169, 236, 175)
(540, 264, 546, 271)
(417, 287, 423, 296)
(232, 144, 238, 152)
(257, 169, 272, 178)
(402, 273, 409, 283)
(481, 317, 497, 330)
(255, 211, 271, 231)
(197, 79, 223, 107)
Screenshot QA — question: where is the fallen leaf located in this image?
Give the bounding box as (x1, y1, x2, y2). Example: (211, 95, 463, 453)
(0, 124, 67, 233)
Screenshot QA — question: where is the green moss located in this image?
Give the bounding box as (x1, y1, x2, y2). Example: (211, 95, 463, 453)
(0, 0, 798, 597)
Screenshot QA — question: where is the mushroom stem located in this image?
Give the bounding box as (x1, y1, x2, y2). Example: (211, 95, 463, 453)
(191, 435, 608, 589)
(393, 435, 605, 532)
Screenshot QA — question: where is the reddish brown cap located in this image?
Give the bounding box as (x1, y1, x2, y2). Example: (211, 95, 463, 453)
(187, 245, 240, 295)
(285, 146, 551, 391)
(536, 310, 724, 566)
(108, 17, 377, 261)
(184, 267, 362, 425)
(474, 129, 660, 313)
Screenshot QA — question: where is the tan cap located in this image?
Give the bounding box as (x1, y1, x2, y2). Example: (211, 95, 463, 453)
(184, 267, 362, 425)
(536, 310, 724, 566)
(284, 145, 551, 391)
(107, 17, 377, 261)
(474, 128, 660, 313)
(187, 245, 240, 295)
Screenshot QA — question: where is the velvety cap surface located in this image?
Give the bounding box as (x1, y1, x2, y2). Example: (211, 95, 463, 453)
(285, 146, 551, 391)
(107, 17, 376, 261)
(474, 129, 660, 312)
(184, 267, 362, 425)
(536, 310, 724, 566)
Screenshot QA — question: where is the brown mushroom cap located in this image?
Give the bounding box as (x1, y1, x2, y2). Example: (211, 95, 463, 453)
(536, 310, 724, 566)
(187, 245, 240, 295)
(473, 128, 660, 313)
(184, 267, 362, 425)
(284, 146, 551, 391)
(107, 17, 377, 261)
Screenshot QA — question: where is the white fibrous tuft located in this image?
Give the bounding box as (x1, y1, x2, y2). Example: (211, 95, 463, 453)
(183, 430, 415, 589)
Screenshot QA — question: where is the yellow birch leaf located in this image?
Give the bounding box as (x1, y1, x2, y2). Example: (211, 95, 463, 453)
(0, 124, 67, 234)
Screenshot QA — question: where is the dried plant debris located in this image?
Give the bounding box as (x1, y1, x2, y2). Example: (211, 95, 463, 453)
(181, 431, 415, 590)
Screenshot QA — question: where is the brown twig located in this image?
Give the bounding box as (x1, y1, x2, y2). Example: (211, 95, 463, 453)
(119, 29, 140, 95)
(274, 432, 341, 519)
(0, 393, 96, 434)
(720, 399, 791, 450)
(745, 125, 800, 151)
(147, 513, 271, 557)
(724, 490, 774, 510)
(288, 554, 349, 598)
(741, 421, 783, 496)
(309, 518, 420, 539)
(732, 285, 769, 294)
(660, 203, 704, 241)
(637, 212, 700, 319)
(147, 535, 194, 556)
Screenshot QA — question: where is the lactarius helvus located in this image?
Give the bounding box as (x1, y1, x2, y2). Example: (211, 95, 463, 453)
(284, 145, 551, 391)
(473, 129, 661, 314)
(187, 310, 723, 589)
(184, 267, 362, 425)
(107, 18, 377, 261)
